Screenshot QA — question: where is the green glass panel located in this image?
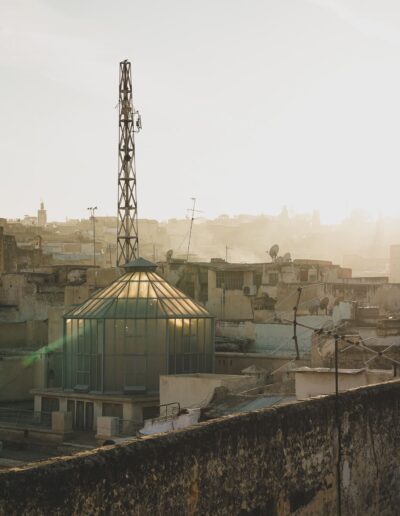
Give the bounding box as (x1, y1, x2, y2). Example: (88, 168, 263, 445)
(98, 281, 125, 299)
(147, 299, 159, 317)
(159, 298, 176, 316)
(147, 283, 157, 298)
(152, 282, 172, 298)
(168, 298, 187, 315)
(104, 320, 115, 355)
(128, 281, 139, 298)
(114, 299, 127, 318)
(117, 284, 130, 298)
(138, 280, 149, 298)
(162, 282, 184, 298)
(136, 299, 149, 317)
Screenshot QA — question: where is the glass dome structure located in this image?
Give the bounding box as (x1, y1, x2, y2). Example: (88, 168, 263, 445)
(63, 258, 214, 394)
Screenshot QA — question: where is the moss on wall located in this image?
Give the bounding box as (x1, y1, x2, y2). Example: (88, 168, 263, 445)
(1, 381, 400, 515)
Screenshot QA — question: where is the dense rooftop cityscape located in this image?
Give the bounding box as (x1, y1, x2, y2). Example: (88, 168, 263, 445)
(2, 1, 400, 514)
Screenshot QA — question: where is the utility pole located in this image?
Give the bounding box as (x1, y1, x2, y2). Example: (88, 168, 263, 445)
(292, 287, 302, 360)
(87, 206, 97, 267)
(225, 245, 230, 262)
(117, 60, 142, 267)
(33, 235, 42, 273)
(186, 198, 202, 262)
(334, 334, 342, 516)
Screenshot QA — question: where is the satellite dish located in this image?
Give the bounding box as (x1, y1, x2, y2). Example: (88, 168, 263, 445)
(283, 252, 291, 262)
(269, 244, 279, 261)
(166, 249, 173, 262)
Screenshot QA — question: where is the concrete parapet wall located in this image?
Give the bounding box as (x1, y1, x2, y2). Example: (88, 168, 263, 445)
(160, 373, 258, 408)
(1, 381, 400, 514)
(0, 357, 35, 401)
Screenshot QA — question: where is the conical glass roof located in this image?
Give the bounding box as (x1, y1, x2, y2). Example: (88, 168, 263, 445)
(65, 269, 211, 320)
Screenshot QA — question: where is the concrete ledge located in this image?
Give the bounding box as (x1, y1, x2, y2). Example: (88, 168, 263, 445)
(0, 425, 72, 444)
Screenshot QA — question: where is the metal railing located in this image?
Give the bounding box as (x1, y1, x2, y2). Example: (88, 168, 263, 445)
(0, 407, 52, 428)
(151, 402, 181, 424)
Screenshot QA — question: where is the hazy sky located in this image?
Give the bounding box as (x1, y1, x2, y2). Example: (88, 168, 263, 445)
(2, 0, 400, 223)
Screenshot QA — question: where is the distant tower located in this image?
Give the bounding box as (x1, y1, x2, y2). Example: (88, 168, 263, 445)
(117, 60, 142, 267)
(37, 201, 47, 227)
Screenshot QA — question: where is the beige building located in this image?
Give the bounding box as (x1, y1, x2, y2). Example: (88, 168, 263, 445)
(160, 373, 257, 409)
(390, 245, 400, 283)
(294, 367, 393, 400)
(160, 257, 400, 329)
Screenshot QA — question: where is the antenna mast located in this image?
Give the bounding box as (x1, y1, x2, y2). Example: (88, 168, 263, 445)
(186, 197, 202, 262)
(117, 60, 142, 266)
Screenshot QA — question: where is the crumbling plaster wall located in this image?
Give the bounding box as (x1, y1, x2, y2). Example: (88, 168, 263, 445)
(206, 270, 254, 320)
(0, 274, 63, 322)
(0, 321, 47, 349)
(64, 285, 90, 307)
(1, 381, 400, 515)
(372, 283, 400, 311)
(85, 267, 122, 289)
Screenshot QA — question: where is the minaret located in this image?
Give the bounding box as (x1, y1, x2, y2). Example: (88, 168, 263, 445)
(37, 201, 47, 227)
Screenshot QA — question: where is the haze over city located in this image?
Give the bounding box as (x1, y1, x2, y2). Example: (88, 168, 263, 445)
(2, 0, 400, 222)
(3, 2, 400, 514)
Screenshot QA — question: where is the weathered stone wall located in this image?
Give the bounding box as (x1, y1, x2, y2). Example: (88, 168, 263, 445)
(0, 321, 47, 349)
(0, 357, 35, 402)
(1, 381, 400, 515)
(0, 322, 26, 348)
(0, 274, 64, 322)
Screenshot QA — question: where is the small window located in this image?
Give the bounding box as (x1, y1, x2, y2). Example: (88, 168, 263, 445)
(216, 271, 244, 290)
(300, 269, 308, 282)
(199, 283, 208, 302)
(143, 406, 160, 420)
(41, 397, 59, 413)
(102, 403, 123, 419)
(254, 272, 262, 287)
(67, 400, 75, 427)
(269, 273, 279, 285)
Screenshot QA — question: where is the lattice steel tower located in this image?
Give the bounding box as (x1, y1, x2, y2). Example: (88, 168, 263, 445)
(117, 60, 142, 266)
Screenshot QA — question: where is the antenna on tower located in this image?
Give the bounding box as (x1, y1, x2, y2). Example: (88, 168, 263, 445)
(186, 198, 202, 262)
(117, 60, 142, 267)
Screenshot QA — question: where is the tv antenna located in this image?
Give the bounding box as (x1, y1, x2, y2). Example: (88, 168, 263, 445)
(117, 60, 142, 267)
(186, 197, 202, 262)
